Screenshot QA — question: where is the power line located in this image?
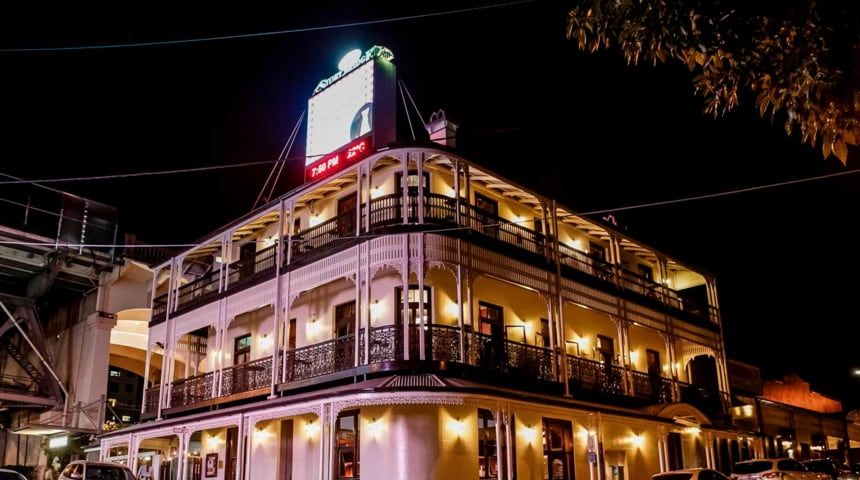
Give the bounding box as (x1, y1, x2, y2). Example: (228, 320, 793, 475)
(0, 1, 535, 53)
(2, 166, 858, 251)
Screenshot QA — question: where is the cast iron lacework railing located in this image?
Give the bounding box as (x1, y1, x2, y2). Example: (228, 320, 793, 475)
(151, 191, 713, 324)
(220, 356, 273, 396)
(168, 371, 215, 408)
(149, 324, 726, 417)
(226, 244, 277, 287)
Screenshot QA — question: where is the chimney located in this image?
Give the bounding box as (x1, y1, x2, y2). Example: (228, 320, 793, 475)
(424, 109, 460, 148)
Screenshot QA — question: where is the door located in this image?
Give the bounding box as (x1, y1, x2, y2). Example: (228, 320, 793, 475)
(647, 349, 663, 401)
(286, 319, 297, 381)
(337, 194, 357, 237)
(279, 419, 294, 480)
(333, 302, 356, 369)
(226, 426, 239, 480)
(543, 418, 574, 480)
(478, 302, 504, 369)
(395, 286, 431, 360)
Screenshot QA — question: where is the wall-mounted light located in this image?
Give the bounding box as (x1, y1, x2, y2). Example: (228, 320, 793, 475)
(263, 236, 277, 248)
(367, 417, 382, 438)
(309, 215, 322, 227)
(253, 427, 273, 443)
(448, 417, 466, 436)
(370, 186, 382, 199)
(444, 302, 459, 318)
(307, 316, 322, 337)
(630, 434, 644, 448)
(522, 425, 537, 444)
(206, 436, 222, 451)
(370, 300, 382, 320)
(445, 186, 456, 198)
(629, 350, 639, 363)
(215, 256, 224, 264)
(304, 420, 319, 437)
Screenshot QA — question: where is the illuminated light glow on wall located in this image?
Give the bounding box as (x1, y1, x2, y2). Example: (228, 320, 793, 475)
(304, 421, 319, 437)
(448, 417, 466, 436)
(630, 434, 644, 448)
(367, 418, 383, 438)
(522, 425, 538, 444)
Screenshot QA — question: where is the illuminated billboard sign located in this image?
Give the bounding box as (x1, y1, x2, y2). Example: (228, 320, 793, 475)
(304, 46, 396, 182)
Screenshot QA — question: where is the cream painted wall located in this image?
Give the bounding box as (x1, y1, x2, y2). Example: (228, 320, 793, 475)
(562, 302, 616, 360)
(359, 404, 476, 480)
(514, 410, 545, 480)
(600, 419, 662, 480)
(628, 325, 668, 373)
(472, 276, 548, 344)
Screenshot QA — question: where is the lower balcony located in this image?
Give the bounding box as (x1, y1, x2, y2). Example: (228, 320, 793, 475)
(144, 325, 728, 421)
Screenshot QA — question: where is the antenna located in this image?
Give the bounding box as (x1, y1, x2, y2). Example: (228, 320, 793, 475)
(252, 110, 306, 211)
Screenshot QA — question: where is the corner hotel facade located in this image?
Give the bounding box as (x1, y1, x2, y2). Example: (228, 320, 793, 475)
(99, 46, 759, 480)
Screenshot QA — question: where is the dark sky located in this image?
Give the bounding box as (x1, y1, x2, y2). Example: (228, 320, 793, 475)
(2, 2, 858, 411)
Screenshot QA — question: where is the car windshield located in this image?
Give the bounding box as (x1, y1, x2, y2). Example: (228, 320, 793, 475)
(85, 465, 129, 480)
(734, 461, 775, 474)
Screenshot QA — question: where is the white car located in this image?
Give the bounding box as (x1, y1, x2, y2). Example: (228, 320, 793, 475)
(0, 468, 27, 480)
(653, 467, 733, 480)
(732, 458, 820, 480)
(58, 460, 136, 480)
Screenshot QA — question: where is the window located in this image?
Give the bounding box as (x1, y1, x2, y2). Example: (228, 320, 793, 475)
(396, 170, 429, 193)
(334, 302, 357, 338)
(474, 193, 499, 237)
(395, 285, 432, 325)
(597, 335, 614, 364)
(539, 318, 550, 347)
(335, 410, 360, 479)
(478, 409, 499, 479)
(638, 264, 653, 281)
(234, 334, 251, 365)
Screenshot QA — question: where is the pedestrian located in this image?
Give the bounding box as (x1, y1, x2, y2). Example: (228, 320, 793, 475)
(137, 460, 153, 480)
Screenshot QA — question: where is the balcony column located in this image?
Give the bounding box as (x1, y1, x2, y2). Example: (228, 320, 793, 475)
(549, 200, 570, 394)
(416, 151, 426, 224)
(494, 407, 506, 480)
(270, 198, 287, 397)
(616, 316, 634, 396)
(417, 233, 428, 360)
(662, 332, 681, 402)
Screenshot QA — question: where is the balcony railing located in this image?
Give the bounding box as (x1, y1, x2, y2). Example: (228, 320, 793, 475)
(145, 324, 726, 419)
(151, 191, 714, 325)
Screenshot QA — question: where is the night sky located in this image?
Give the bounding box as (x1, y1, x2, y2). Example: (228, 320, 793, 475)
(2, 2, 858, 411)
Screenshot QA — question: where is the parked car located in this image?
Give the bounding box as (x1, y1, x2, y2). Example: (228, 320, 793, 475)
(802, 459, 860, 480)
(0, 468, 27, 480)
(654, 467, 733, 480)
(58, 460, 135, 480)
(732, 458, 820, 480)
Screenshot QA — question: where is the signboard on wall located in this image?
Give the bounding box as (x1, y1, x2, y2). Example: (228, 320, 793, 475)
(304, 45, 396, 183)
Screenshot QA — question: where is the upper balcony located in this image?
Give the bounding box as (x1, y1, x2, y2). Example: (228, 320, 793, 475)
(151, 164, 716, 331)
